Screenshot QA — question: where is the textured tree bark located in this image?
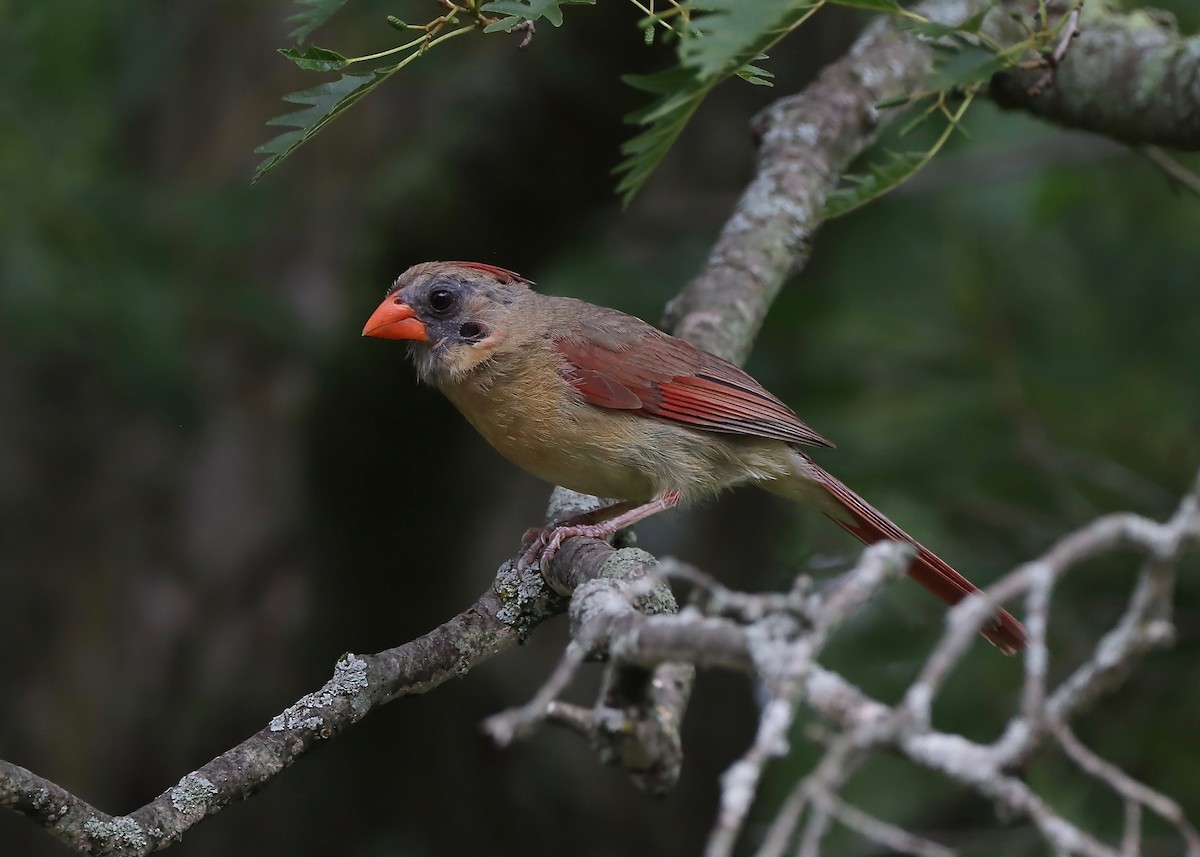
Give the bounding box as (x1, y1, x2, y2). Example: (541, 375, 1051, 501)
(991, 6, 1200, 149)
(4, 0, 1200, 853)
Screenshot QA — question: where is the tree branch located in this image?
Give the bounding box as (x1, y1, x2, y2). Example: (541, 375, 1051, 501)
(0, 560, 564, 855)
(5, 1, 1199, 852)
(663, 1, 953, 362)
(991, 5, 1200, 150)
(485, 472, 1200, 857)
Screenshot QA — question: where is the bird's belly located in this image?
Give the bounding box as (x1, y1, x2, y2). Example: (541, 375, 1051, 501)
(442, 382, 662, 500)
(496, 430, 659, 500)
(441, 376, 796, 503)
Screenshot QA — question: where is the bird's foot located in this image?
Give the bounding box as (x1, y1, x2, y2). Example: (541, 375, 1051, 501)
(517, 521, 618, 571)
(517, 490, 682, 572)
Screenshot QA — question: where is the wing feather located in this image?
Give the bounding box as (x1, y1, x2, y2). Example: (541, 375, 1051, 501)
(554, 328, 833, 448)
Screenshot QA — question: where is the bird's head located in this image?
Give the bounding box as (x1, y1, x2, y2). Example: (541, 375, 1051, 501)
(362, 261, 533, 385)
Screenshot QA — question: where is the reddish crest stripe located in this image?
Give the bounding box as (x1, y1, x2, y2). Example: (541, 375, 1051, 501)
(447, 261, 532, 284)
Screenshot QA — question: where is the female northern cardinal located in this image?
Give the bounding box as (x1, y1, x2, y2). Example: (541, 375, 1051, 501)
(363, 261, 1026, 654)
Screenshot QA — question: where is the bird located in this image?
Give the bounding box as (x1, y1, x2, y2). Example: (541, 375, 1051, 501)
(362, 261, 1027, 654)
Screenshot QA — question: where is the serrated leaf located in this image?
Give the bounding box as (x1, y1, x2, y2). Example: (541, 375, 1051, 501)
(823, 90, 976, 218)
(825, 0, 905, 12)
(618, 1, 817, 203)
(736, 63, 775, 85)
(875, 93, 913, 108)
(479, 0, 595, 30)
(483, 17, 523, 33)
(278, 45, 350, 72)
(898, 4, 994, 38)
(254, 69, 395, 183)
(822, 151, 926, 219)
(930, 42, 1012, 90)
(679, 0, 818, 81)
(286, 0, 349, 44)
(615, 68, 705, 201)
(953, 5, 993, 34)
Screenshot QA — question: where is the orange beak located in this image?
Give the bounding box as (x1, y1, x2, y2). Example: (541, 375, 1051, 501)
(362, 297, 428, 341)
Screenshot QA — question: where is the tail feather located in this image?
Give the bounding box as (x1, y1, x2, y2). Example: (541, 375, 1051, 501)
(811, 465, 1027, 655)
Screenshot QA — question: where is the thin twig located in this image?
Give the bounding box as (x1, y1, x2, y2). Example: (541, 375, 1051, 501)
(1141, 145, 1200, 198)
(817, 791, 956, 857)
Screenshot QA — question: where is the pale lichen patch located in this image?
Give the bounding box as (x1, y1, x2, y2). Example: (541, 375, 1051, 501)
(269, 653, 369, 731)
(83, 816, 148, 850)
(170, 772, 218, 814)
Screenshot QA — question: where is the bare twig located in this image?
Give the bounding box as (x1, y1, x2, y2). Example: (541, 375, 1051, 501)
(6, 0, 1200, 852)
(992, 6, 1200, 149)
(0, 566, 567, 855)
(1141, 145, 1200, 197)
(1052, 722, 1200, 857)
(815, 791, 955, 857)
(490, 473, 1200, 857)
(1027, 7, 1081, 96)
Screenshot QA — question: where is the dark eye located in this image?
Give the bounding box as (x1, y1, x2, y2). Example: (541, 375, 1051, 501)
(459, 321, 483, 340)
(428, 287, 456, 314)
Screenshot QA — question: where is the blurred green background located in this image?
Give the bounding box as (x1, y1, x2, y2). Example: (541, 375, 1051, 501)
(2, 1, 1198, 855)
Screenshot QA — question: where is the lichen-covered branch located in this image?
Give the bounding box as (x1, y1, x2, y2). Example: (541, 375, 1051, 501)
(4, 0, 1199, 851)
(991, 5, 1200, 150)
(485, 472, 1200, 857)
(0, 491, 683, 854)
(663, 1, 965, 362)
(665, 0, 1199, 366)
(8, 470, 1194, 855)
(0, 560, 564, 855)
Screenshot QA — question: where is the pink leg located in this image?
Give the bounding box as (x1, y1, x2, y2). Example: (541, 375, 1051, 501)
(518, 489, 681, 571)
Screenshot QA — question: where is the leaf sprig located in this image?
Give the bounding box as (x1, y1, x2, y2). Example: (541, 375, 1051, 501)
(257, 0, 1081, 211)
(257, 1, 499, 183)
(822, 0, 1084, 218)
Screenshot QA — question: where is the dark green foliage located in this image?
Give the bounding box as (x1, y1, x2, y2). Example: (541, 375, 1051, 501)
(255, 71, 392, 182)
(3, 3, 1199, 857)
(287, 0, 351, 43)
(254, 0, 1050, 206)
(481, 0, 597, 31)
(278, 45, 352, 71)
(616, 1, 829, 202)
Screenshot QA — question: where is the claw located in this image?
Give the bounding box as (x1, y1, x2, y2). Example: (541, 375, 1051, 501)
(518, 522, 610, 571)
(515, 491, 682, 573)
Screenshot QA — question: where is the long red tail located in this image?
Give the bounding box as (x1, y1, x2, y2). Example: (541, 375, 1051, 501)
(812, 465, 1027, 655)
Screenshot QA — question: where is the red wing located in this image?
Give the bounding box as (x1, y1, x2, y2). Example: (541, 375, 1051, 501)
(555, 335, 833, 448)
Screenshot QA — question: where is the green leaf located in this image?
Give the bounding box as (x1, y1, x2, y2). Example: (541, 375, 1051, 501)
(678, 0, 814, 81)
(898, 4, 994, 38)
(929, 42, 1012, 90)
(278, 45, 350, 72)
(952, 4, 993, 34)
(822, 150, 926, 219)
(823, 90, 976, 218)
(254, 69, 396, 183)
(736, 63, 775, 86)
(615, 68, 705, 203)
(875, 93, 914, 109)
(617, 0, 818, 203)
(480, 0, 595, 30)
(286, 0, 350, 44)
(825, 0, 905, 12)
